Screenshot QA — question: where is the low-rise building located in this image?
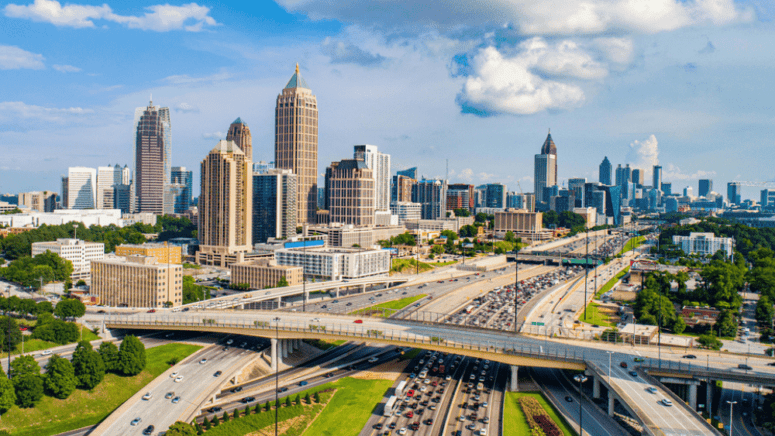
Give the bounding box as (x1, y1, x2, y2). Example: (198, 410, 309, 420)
(274, 246, 390, 281)
(18, 191, 57, 212)
(628, 261, 689, 285)
(390, 202, 421, 224)
(572, 207, 597, 229)
(121, 212, 158, 226)
(493, 209, 543, 238)
(31, 238, 105, 281)
(681, 306, 720, 327)
(91, 255, 182, 308)
(672, 232, 735, 258)
(311, 224, 406, 248)
(404, 216, 474, 233)
(230, 259, 303, 289)
(0, 209, 122, 228)
(115, 242, 182, 264)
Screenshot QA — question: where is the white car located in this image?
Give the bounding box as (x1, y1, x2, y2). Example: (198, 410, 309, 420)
(647, 387, 658, 394)
(142, 392, 152, 400)
(199, 358, 207, 365)
(661, 398, 673, 407)
(226, 339, 234, 345)
(479, 430, 488, 436)
(398, 428, 407, 435)
(174, 375, 184, 383)
(41, 350, 53, 356)
(170, 372, 179, 378)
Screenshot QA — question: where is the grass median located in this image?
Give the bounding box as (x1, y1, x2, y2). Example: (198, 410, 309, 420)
(616, 236, 646, 256)
(580, 302, 615, 327)
(595, 266, 630, 299)
(350, 294, 427, 317)
(391, 258, 434, 274)
(0, 343, 202, 436)
(503, 391, 577, 436)
(1, 325, 101, 359)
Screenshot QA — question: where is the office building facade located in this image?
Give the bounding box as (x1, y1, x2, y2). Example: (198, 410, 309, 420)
(673, 232, 734, 258)
(230, 259, 302, 289)
(32, 238, 104, 281)
(66, 167, 97, 209)
(115, 243, 182, 264)
(599, 157, 612, 186)
(392, 175, 415, 203)
(354, 144, 391, 212)
(252, 169, 297, 244)
(447, 184, 474, 212)
(170, 166, 193, 213)
(396, 167, 418, 180)
(197, 139, 253, 266)
(18, 191, 57, 212)
(275, 65, 318, 224)
(699, 179, 713, 198)
(390, 201, 422, 224)
(91, 255, 182, 308)
(133, 100, 171, 214)
(761, 189, 775, 209)
(534, 154, 556, 205)
(412, 179, 447, 220)
(653, 165, 663, 192)
(274, 247, 390, 281)
(327, 159, 375, 227)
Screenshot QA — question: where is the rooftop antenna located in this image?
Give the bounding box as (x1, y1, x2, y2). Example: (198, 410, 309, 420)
(149, 93, 153, 106)
(446, 159, 449, 183)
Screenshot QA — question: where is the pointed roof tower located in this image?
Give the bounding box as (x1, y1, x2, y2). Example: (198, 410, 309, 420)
(227, 117, 252, 160)
(231, 117, 246, 126)
(541, 129, 557, 155)
(284, 63, 310, 89)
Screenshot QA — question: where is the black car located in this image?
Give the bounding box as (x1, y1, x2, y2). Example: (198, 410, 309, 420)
(565, 396, 573, 402)
(230, 386, 243, 393)
(321, 305, 327, 309)
(207, 406, 222, 413)
(346, 302, 353, 306)
(142, 425, 155, 435)
(278, 387, 288, 392)
(738, 364, 752, 370)
(629, 371, 638, 377)
(682, 354, 697, 359)
(768, 362, 775, 367)
(214, 371, 222, 377)
(241, 396, 255, 403)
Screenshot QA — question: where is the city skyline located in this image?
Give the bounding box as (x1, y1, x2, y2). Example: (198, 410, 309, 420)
(1, 1, 774, 201)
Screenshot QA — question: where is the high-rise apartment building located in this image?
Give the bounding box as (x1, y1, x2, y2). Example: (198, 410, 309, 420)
(97, 164, 131, 210)
(252, 168, 297, 244)
(18, 191, 57, 212)
(568, 178, 586, 207)
(327, 159, 375, 227)
(412, 179, 447, 220)
(134, 100, 171, 214)
(392, 175, 415, 203)
(631, 168, 645, 187)
(170, 166, 193, 213)
(534, 154, 556, 205)
(66, 167, 97, 209)
(275, 65, 318, 224)
(396, 167, 418, 180)
(761, 189, 775, 208)
(197, 139, 253, 267)
(226, 117, 252, 161)
(652, 165, 663, 192)
(727, 182, 742, 205)
(447, 184, 474, 212)
(484, 183, 507, 209)
(599, 157, 612, 185)
(661, 182, 672, 196)
(253, 161, 275, 174)
(354, 144, 391, 212)
(699, 179, 713, 197)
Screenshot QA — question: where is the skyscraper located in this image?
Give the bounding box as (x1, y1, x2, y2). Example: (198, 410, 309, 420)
(66, 167, 97, 209)
(631, 168, 645, 187)
(196, 139, 253, 267)
(171, 167, 193, 213)
(227, 117, 252, 161)
(541, 130, 558, 179)
(397, 167, 418, 180)
(412, 179, 447, 220)
(727, 182, 742, 205)
(447, 184, 474, 212)
(392, 175, 415, 203)
(133, 99, 171, 214)
(484, 183, 507, 209)
(699, 179, 713, 197)
(97, 164, 131, 210)
(652, 165, 663, 192)
(354, 144, 391, 212)
(534, 154, 556, 205)
(568, 178, 586, 207)
(327, 159, 375, 227)
(599, 157, 612, 185)
(253, 169, 297, 244)
(275, 64, 318, 224)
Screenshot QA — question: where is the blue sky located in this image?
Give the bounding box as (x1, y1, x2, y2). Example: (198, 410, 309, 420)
(1, 0, 774, 200)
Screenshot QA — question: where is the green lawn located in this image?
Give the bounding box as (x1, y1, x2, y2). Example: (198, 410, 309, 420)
(503, 392, 577, 436)
(616, 236, 646, 256)
(595, 266, 630, 299)
(399, 348, 421, 361)
(391, 258, 434, 274)
(1, 324, 101, 359)
(0, 343, 202, 436)
(432, 260, 458, 267)
(350, 294, 427, 317)
(302, 377, 394, 436)
(303, 339, 346, 351)
(580, 302, 615, 327)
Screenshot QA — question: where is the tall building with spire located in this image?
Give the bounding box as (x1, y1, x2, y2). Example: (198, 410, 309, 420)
(534, 131, 557, 207)
(196, 139, 253, 267)
(133, 99, 171, 214)
(599, 156, 612, 185)
(226, 117, 252, 161)
(275, 64, 318, 224)
(540, 130, 558, 179)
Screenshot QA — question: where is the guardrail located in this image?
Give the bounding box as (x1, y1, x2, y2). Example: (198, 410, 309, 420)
(640, 361, 775, 386)
(103, 314, 588, 366)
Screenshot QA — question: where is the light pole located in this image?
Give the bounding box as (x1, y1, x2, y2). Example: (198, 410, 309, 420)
(514, 245, 519, 333)
(273, 316, 281, 436)
(574, 374, 587, 436)
(302, 236, 306, 312)
(584, 229, 589, 321)
(607, 351, 613, 384)
(726, 400, 737, 436)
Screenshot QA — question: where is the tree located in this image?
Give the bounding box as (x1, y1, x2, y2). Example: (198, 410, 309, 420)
(211, 414, 219, 426)
(13, 373, 43, 408)
(0, 316, 23, 352)
(166, 421, 198, 436)
(98, 341, 120, 372)
(221, 411, 230, 423)
(54, 299, 86, 319)
(75, 280, 87, 287)
(243, 405, 250, 416)
(698, 334, 723, 350)
(117, 335, 146, 376)
(233, 408, 240, 419)
(0, 376, 16, 413)
(202, 416, 211, 430)
(10, 355, 40, 378)
(672, 317, 687, 335)
(285, 396, 292, 407)
(72, 341, 105, 389)
(305, 392, 311, 404)
(756, 296, 775, 329)
(44, 355, 77, 399)
(716, 309, 738, 337)
(504, 231, 516, 243)
(453, 208, 471, 217)
(294, 393, 301, 405)
(314, 391, 320, 403)
(277, 276, 289, 288)
(254, 402, 262, 413)
(31, 319, 79, 344)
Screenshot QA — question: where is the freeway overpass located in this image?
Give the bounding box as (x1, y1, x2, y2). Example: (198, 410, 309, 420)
(97, 310, 775, 436)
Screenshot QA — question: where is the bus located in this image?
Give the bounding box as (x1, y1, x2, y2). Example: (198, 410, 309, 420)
(395, 380, 407, 397)
(383, 396, 397, 417)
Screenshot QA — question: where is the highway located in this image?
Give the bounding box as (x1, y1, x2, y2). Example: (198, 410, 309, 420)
(719, 381, 762, 436)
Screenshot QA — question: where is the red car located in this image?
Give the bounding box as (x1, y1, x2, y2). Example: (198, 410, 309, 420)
(353, 319, 363, 324)
(405, 411, 414, 418)
(406, 390, 414, 397)
(620, 362, 628, 368)
(147, 309, 156, 313)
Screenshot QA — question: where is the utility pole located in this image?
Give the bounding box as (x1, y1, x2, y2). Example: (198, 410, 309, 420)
(584, 229, 588, 321)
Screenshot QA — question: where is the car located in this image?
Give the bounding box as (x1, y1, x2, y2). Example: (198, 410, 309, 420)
(389, 422, 397, 429)
(142, 425, 155, 435)
(41, 350, 53, 356)
(768, 362, 775, 367)
(353, 319, 363, 324)
(165, 392, 175, 399)
(174, 375, 184, 383)
(226, 339, 234, 345)
(332, 299, 339, 303)
(647, 387, 658, 394)
(278, 387, 288, 393)
(661, 398, 673, 407)
(170, 371, 179, 378)
(131, 417, 142, 426)
(241, 396, 256, 403)
(398, 428, 407, 435)
(405, 411, 414, 418)
(299, 381, 308, 386)
(738, 364, 752, 370)
(214, 371, 222, 377)
(374, 423, 383, 430)
(320, 305, 327, 309)
(230, 386, 243, 393)
(199, 358, 207, 365)
(629, 371, 638, 377)
(682, 354, 697, 359)
(207, 406, 222, 413)
(564, 396, 573, 402)
(620, 362, 628, 368)
(346, 302, 353, 306)
(368, 357, 379, 363)
(147, 309, 156, 313)
(172, 396, 181, 404)
(142, 392, 152, 400)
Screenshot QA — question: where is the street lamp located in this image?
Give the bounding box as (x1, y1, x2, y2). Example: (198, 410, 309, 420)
(574, 374, 588, 436)
(726, 400, 737, 436)
(273, 317, 281, 436)
(607, 351, 613, 384)
(584, 228, 589, 321)
(514, 245, 519, 333)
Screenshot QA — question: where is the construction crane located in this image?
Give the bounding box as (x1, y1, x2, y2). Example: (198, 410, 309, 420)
(730, 181, 775, 188)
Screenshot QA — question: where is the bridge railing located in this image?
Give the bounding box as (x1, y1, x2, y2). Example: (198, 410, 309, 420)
(639, 360, 775, 385)
(103, 314, 587, 365)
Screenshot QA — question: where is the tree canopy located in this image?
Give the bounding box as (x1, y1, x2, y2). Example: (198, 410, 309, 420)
(43, 355, 77, 399)
(117, 335, 146, 376)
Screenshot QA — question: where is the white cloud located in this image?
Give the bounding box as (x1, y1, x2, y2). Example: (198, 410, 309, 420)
(458, 42, 587, 115)
(663, 163, 716, 181)
(276, 0, 753, 36)
(52, 64, 81, 73)
(459, 168, 474, 182)
(175, 102, 199, 113)
(4, 0, 218, 31)
(478, 171, 496, 182)
(163, 71, 231, 85)
(202, 131, 224, 140)
(591, 37, 634, 66)
(0, 101, 93, 123)
(321, 37, 386, 66)
(531, 39, 608, 79)
(0, 45, 45, 70)
(626, 134, 659, 171)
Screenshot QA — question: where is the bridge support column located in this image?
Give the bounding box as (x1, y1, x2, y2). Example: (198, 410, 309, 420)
(706, 380, 713, 411)
(334, 287, 340, 298)
(275, 297, 282, 308)
(361, 284, 366, 293)
(509, 366, 519, 391)
(296, 339, 301, 349)
(608, 394, 615, 416)
(593, 377, 601, 399)
(282, 340, 289, 358)
(688, 383, 697, 410)
(271, 338, 278, 371)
